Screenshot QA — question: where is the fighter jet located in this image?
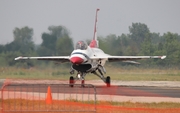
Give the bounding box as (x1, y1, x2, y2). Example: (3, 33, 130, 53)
(15, 9, 166, 87)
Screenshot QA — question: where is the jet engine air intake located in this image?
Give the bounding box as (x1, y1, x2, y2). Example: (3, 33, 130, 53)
(72, 64, 92, 72)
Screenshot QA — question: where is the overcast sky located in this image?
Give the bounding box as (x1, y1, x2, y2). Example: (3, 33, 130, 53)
(0, 0, 180, 44)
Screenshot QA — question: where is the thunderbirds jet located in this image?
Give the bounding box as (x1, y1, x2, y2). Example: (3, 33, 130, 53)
(15, 9, 166, 87)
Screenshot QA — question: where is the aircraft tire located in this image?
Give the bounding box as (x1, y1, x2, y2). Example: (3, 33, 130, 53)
(81, 80, 85, 87)
(69, 76, 74, 87)
(106, 76, 111, 87)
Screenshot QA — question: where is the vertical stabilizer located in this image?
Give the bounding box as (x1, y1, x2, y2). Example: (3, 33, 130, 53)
(89, 9, 100, 48)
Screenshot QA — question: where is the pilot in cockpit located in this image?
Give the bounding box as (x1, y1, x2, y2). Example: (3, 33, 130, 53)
(75, 41, 88, 50)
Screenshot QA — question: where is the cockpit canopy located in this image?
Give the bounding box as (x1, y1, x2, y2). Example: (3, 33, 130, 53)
(75, 41, 88, 50)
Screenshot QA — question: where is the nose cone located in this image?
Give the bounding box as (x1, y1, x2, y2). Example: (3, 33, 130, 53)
(70, 57, 84, 64)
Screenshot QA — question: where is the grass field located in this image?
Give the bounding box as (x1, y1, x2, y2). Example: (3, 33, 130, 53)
(0, 66, 180, 81)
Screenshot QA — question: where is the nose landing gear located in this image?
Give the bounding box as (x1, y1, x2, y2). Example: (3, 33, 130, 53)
(69, 72, 86, 87)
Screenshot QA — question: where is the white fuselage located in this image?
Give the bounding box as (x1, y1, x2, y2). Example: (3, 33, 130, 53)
(70, 46, 109, 72)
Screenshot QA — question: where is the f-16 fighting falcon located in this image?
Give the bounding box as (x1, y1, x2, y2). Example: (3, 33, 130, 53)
(15, 9, 166, 87)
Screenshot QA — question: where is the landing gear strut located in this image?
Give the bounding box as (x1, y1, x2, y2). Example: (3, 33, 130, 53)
(92, 71, 111, 87)
(79, 72, 86, 87)
(92, 65, 111, 87)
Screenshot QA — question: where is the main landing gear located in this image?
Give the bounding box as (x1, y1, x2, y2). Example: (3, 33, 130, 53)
(69, 76, 74, 87)
(92, 65, 111, 87)
(69, 75, 110, 87)
(69, 65, 111, 87)
(106, 76, 111, 87)
(92, 71, 111, 87)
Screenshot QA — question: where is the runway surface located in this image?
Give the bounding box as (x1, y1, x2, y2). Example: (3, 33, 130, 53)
(1, 79, 180, 102)
(2, 85, 180, 97)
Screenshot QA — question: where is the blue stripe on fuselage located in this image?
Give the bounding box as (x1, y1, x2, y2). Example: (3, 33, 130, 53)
(71, 52, 90, 60)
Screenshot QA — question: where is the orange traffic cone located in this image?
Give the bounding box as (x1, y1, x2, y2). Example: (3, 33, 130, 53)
(46, 86, 52, 104)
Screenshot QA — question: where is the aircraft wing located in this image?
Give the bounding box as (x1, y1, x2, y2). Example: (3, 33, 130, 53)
(15, 56, 70, 63)
(107, 55, 166, 62)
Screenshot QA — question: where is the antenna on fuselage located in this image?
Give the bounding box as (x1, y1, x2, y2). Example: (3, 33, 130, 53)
(89, 8, 100, 48)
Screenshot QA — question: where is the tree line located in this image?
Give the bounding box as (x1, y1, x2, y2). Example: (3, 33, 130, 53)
(0, 23, 180, 68)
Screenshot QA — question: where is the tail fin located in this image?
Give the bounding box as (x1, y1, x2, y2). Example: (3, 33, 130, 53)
(89, 9, 100, 48)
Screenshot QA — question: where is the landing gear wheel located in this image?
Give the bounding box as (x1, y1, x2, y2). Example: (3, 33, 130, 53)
(69, 76, 74, 87)
(81, 80, 85, 87)
(106, 76, 111, 87)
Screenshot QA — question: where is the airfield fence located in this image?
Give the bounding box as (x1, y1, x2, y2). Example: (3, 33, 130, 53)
(1, 83, 97, 113)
